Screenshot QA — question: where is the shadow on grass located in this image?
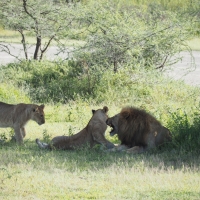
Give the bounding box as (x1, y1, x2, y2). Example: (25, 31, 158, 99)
(0, 139, 199, 173)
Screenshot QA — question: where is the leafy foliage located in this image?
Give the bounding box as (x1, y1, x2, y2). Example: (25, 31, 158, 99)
(168, 108, 200, 151)
(74, 0, 191, 72)
(0, 0, 86, 60)
(0, 83, 30, 103)
(0, 60, 101, 103)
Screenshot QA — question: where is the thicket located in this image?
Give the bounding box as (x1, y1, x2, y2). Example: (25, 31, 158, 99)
(0, 60, 97, 103)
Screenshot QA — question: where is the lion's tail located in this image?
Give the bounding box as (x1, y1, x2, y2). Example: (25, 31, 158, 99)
(36, 138, 50, 149)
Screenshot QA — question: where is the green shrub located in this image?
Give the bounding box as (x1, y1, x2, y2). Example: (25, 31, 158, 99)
(1, 60, 199, 114)
(167, 108, 200, 151)
(0, 60, 100, 103)
(0, 83, 30, 103)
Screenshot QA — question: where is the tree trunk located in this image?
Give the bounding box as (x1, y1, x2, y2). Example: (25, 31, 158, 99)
(34, 36, 41, 60)
(113, 59, 117, 73)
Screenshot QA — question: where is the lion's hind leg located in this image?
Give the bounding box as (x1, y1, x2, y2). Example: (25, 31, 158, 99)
(36, 138, 49, 149)
(126, 146, 145, 154)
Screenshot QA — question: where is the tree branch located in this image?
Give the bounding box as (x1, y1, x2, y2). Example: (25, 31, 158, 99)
(22, 0, 41, 60)
(40, 35, 56, 60)
(0, 43, 22, 62)
(18, 29, 28, 60)
(156, 55, 169, 70)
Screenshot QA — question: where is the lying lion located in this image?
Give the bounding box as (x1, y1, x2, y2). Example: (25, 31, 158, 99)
(36, 106, 115, 150)
(106, 106, 172, 153)
(0, 101, 45, 145)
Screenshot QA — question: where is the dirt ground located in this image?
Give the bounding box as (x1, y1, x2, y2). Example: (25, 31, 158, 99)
(165, 51, 200, 87)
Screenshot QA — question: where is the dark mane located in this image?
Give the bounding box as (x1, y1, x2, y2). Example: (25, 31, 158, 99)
(118, 106, 161, 147)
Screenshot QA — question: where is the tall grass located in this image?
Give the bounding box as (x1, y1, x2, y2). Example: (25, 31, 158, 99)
(168, 108, 200, 151)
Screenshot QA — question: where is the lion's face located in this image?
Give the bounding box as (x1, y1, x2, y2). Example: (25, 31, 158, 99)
(32, 104, 45, 125)
(106, 114, 120, 136)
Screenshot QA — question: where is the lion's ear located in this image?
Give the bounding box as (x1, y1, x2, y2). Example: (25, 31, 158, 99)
(92, 109, 96, 114)
(121, 111, 130, 119)
(40, 104, 45, 109)
(103, 106, 108, 113)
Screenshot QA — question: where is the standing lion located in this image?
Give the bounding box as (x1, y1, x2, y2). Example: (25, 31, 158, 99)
(0, 101, 45, 145)
(106, 106, 172, 153)
(36, 106, 115, 150)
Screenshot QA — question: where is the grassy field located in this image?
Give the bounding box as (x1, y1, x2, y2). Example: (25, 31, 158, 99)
(0, 102, 200, 200)
(0, 60, 200, 199)
(0, 122, 200, 200)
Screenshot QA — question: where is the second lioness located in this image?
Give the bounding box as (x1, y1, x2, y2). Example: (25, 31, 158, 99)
(0, 101, 45, 144)
(36, 106, 115, 150)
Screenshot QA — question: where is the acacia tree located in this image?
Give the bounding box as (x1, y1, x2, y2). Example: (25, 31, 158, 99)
(0, 0, 85, 60)
(74, 1, 191, 72)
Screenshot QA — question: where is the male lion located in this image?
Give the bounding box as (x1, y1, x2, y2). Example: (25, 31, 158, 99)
(0, 101, 45, 145)
(36, 106, 115, 150)
(106, 106, 172, 153)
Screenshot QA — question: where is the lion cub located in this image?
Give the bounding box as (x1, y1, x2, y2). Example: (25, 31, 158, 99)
(0, 101, 45, 145)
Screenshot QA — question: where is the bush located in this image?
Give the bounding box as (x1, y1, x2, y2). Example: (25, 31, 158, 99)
(74, 0, 191, 72)
(0, 83, 30, 103)
(167, 108, 200, 151)
(0, 60, 102, 103)
(1, 60, 199, 110)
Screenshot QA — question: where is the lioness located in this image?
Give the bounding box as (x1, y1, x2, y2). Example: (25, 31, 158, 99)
(106, 106, 172, 153)
(36, 106, 115, 150)
(0, 102, 45, 144)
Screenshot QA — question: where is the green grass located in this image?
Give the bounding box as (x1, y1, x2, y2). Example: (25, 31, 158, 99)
(186, 38, 200, 51)
(0, 122, 200, 200)
(0, 83, 30, 104)
(0, 101, 200, 199)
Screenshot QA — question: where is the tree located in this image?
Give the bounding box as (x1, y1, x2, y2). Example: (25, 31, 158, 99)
(74, 1, 191, 72)
(0, 0, 85, 61)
